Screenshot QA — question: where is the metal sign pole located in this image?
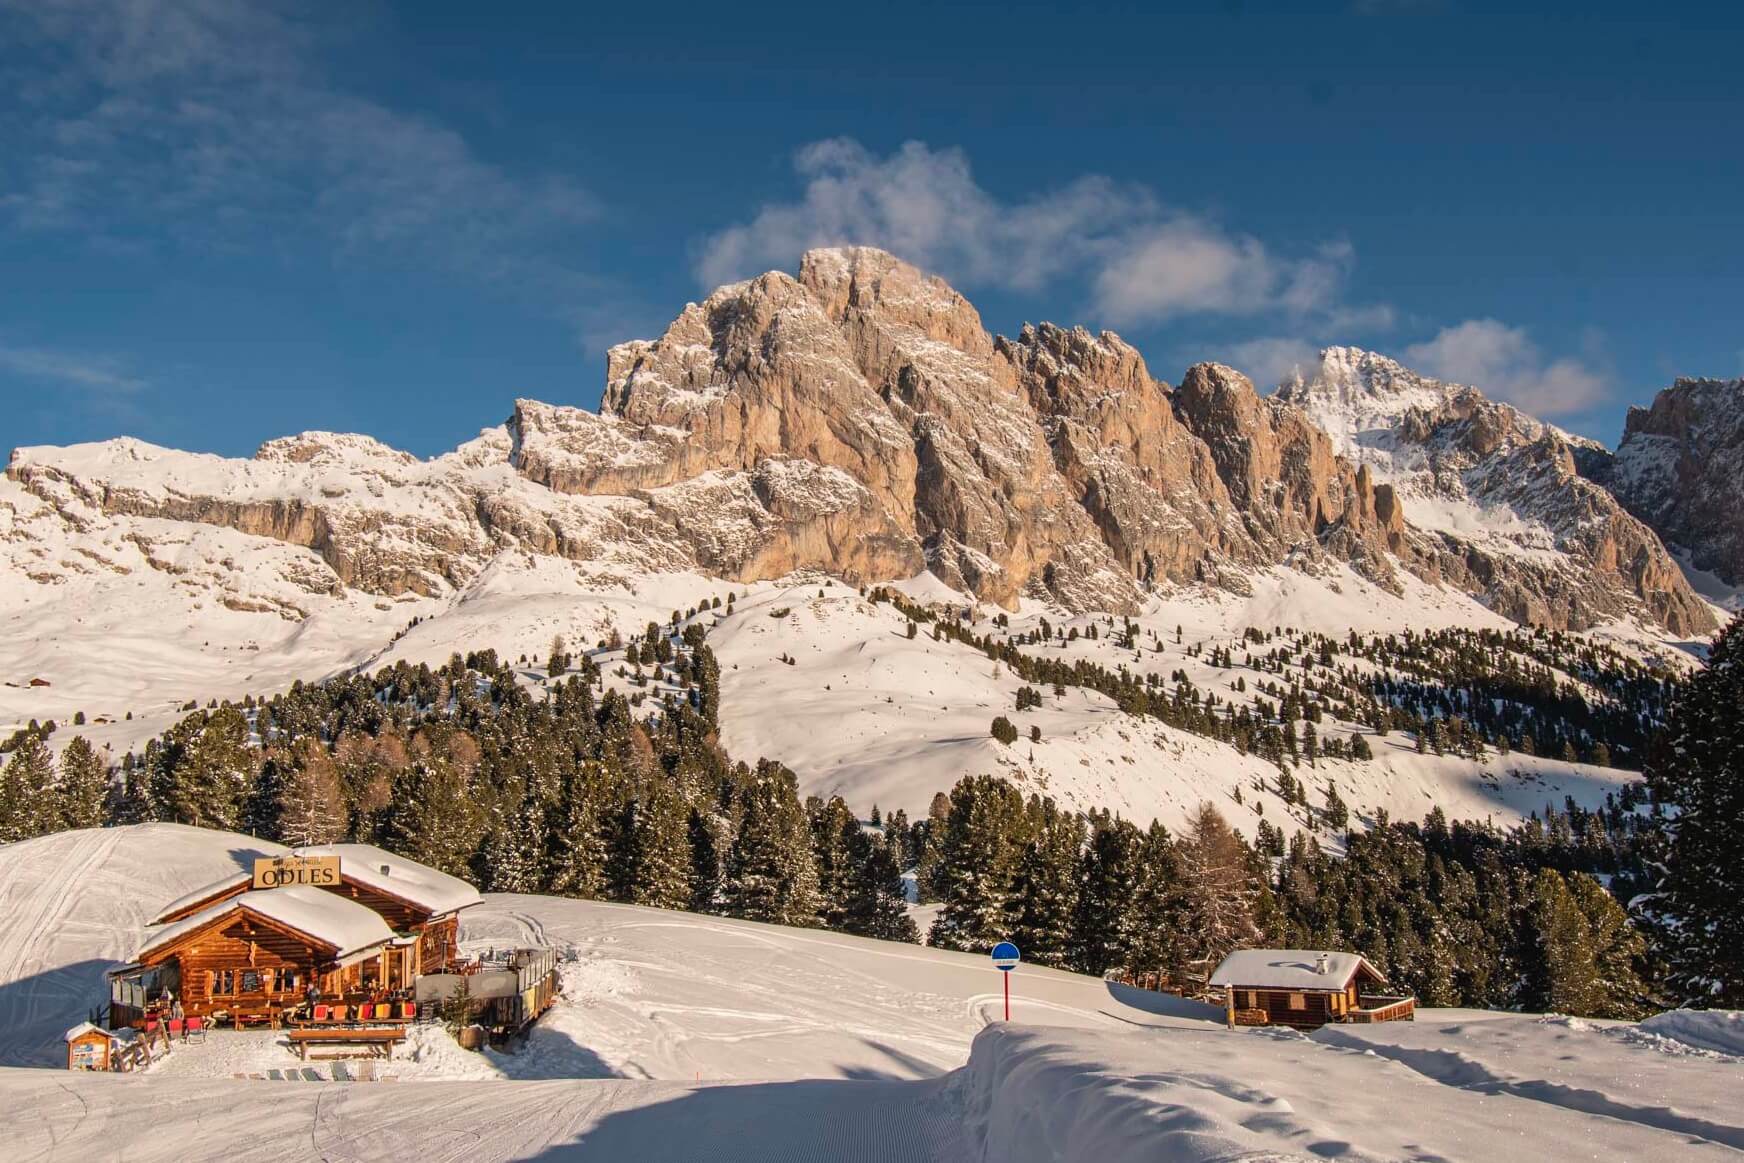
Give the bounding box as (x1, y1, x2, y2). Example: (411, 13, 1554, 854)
(990, 941, 1020, 1022)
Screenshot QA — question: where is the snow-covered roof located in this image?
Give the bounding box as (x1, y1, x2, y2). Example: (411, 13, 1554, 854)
(151, 871, 253, 924)
(296, 844, 482, 916)
(149, 844, 480, 926)
(136, 885, 396, 962)
(65, 1021, 109, 1042)
(1208, 949, 1384, 991)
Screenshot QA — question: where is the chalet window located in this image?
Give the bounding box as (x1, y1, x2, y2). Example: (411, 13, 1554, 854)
(279, 970, 299, 992)
(1288, 992, 1306, 1010)
(241, 970, 264, 994)
(210, 969, 236, 996)
(1242, 990, 1255, 1008)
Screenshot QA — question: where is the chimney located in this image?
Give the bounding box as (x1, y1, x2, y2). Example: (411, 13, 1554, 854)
(1315, 952, 1330, 976)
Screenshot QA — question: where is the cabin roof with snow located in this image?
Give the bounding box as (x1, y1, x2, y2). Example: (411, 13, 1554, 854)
(150, 843, 481, 927)
(297, 844, 482, 916)
(135, 885, 396, 963)
(1208, 949, 1387, 992)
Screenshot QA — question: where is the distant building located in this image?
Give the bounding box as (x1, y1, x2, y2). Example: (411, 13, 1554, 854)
(1209, 949, 1415, 1029)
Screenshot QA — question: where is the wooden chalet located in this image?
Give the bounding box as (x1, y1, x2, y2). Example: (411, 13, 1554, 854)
(149, 844, 481, 978)
(110, 845, 482, 1029)
(1210, 949, 1416, 1029)
(109, 884, 396, 1027)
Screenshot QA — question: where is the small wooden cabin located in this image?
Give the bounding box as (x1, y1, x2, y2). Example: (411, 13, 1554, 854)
(1210, 949, 1415, 1029)
(110, 885, 395, 1027)
(150, 844, 481, 978)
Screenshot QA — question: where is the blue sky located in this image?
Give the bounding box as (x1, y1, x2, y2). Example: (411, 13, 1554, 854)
(2, 0, 1740, 457)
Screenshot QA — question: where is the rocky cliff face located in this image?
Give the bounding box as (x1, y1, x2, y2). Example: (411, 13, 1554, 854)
(1589, 377, 1744, 598)
(1278, 348, 1717, 635)
(1, 251, 1717, 633)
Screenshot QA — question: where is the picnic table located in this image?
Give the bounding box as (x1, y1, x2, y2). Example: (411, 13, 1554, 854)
(285, 1027, 407, 1061)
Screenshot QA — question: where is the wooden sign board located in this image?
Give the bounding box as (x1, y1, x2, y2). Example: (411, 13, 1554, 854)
(68, 1032, 109, 1071)
(252, 855, 341, 890)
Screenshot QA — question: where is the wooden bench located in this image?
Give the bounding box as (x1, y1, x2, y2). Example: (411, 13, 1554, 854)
(285, 1028, 407, 1061)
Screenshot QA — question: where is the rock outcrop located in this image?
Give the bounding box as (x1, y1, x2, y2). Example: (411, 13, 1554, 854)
(1, 251, 1718, 633)
(1589, 377, 1744, 596)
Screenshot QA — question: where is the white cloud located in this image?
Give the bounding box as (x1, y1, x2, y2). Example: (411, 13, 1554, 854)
(697, 138, 1388, 329)
(1405, 319, 1609, 416)
(697, 138, 1147, 294)
(1, 1, 599, 298)
(1220, 337, 1323, 389)
(0, 343, 145, 395)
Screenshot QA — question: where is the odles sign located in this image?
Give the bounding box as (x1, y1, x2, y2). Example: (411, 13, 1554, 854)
(252, 855, 341, 889)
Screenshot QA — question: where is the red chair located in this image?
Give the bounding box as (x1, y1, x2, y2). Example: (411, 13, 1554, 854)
(402, 1002, 417, 1021)
(312, 1005, 329, 1022)
(186, 1016, 206, 1044)
(168, 1018, 184, 1040)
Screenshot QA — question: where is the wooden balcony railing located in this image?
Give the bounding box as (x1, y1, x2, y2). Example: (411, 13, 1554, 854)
(1347, 995, 1416, 1023)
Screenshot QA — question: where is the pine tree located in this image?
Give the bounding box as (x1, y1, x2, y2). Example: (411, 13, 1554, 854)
(1643, 611, 1744, 1007)
(1068, 814, 1144, 974)
(838, 829, 919, 942)
(1128, 822, 1189, 982)
(720, 762, 821, 927)
(613, 781, 693, 910)
(1009, 798, 1085, 968)
(808, 795, 858, 926)
(0, 734, 55, 841)
(480, 796, 548, 893)
(152, 705, 254, 830)
(687, 806, 725, 912)
(551, 761, 610, 898)
(383, 741, 482, 878)
(1523, 867, 1604, 1015)
(1565, 872, 1651, 1018)
(55, 735, 110, 830)
(914, 792, 952, 904)
(928, 776, 1029, 952)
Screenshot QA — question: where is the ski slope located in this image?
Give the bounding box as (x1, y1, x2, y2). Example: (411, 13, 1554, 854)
(2, 825, 1742, 1161)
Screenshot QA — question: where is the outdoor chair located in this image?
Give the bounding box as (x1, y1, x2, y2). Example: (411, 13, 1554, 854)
(185, 1017, 206, 1044)
(313, 1005, 329, 1022)
(168, 1019, 184, 1040)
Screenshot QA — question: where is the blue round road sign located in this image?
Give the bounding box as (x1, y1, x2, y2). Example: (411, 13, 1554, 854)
(991, 941, 1021, 971)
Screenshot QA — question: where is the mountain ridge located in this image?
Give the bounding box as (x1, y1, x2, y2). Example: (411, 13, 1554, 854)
(5, 247, 1717, 637)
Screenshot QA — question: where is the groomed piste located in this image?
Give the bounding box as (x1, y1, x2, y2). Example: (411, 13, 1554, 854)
(3, 825, 1741, 1161)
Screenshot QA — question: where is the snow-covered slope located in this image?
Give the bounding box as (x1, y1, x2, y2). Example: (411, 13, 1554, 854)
(2, 825, 1741, 1162)
(709, 572, 1639, 830)
(0, 552, 1650, 837)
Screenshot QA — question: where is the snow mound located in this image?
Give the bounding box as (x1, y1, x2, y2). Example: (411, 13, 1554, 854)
(1636, 1009, 1744, 1058)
